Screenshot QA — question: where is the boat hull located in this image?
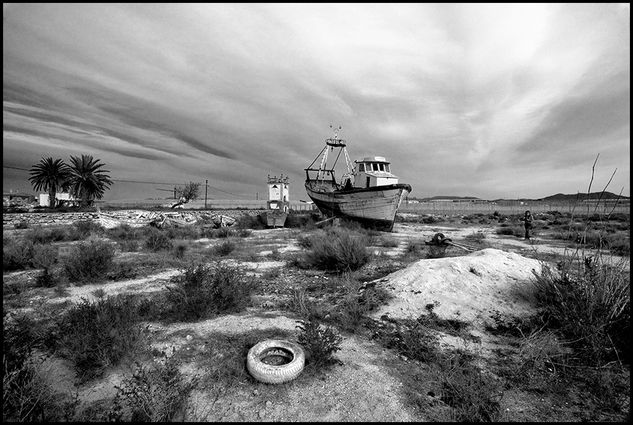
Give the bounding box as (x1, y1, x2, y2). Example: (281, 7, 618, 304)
(266, 210, 288, 227)
(304, 182, 411, 232)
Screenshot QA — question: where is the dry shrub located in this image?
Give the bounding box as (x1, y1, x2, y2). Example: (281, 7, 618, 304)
(305, 227, 370, 272)
(435, 351, 502, 422)
(296, 319, 343, 367)
(165, 262, 254, 321)
(144, 227, 173, 251)
(56, 295, 142, 378)
(532, 251, 630, 365)
(213, 239, 236, 256)
(63, 239, 116, 283)
(72, 220, 104, 238)
(464, 231, 486, 244)
(107, 357, 195, 422)
(3, 314, 79, 421)
(3, 237, 35, 271)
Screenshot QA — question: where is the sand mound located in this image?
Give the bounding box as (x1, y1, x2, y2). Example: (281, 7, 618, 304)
(372, 248, 543, 328)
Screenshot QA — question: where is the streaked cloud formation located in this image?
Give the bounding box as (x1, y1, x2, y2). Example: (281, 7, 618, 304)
(3, 3, 629, 200)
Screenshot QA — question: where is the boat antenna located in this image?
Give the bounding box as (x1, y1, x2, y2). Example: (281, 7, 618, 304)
(330, 124, 342, 140)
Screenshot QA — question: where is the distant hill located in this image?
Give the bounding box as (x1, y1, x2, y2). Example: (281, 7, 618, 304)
(418, 195, 481, 201)
(411, 192, 629, 202)
(541, 192, 629, 202)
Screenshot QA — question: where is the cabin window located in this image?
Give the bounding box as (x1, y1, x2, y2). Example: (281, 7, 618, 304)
(358, 163, 365, 172)
(385, 164, 390, 172)
(379, 163, 385, 171)
(372, 163, 379, 171)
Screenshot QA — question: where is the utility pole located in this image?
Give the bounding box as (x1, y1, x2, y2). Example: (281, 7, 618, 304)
(205, 179, 208, 209)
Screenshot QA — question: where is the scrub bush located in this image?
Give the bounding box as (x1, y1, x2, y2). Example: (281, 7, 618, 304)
(56, 295, 142, 377)
(3, 237, 35, 271)
(63, 239, 116, 283)
(305, 227, 370, 272)
(531, 252, 630, 365)
(165, 262, 254, 321)
(144, 228, 173, 251)
(296, 319, 343, 367)
(107, 357, 195, 422)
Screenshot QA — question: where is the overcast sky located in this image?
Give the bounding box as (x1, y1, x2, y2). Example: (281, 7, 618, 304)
(3, 3, 630, 201)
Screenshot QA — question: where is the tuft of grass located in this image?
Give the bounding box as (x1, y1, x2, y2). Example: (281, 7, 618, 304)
(31, 244, 57, 271)
(204, 226, 235, 238)
(426, 245, 448, 259)
(434, 351, 502, 422)
(165, 262, 254, 321)
(106, 224, 139, 241)
(3, 237, 35, 271)
(531, 252, 630, 365)
(107, 357, 196, 422)
(284, 212, 319, 229)
(3, 314, 78, 421)
(63, 239, 116, 284)
(144, 228, 173, 251)
(235, 214, 267, 230)
(327, 278, 393, 333)
(166, 225, 201, 240)
(173, 242, 188, 259)
(495, 226, 524, 237)
(464, 231, 486, 244)
(213, 239, 236, 256)
(304, 227, 370, 272)
(72, 220, 104, 238)
(296, 319, 343, 367)
(14, 220, 29, 229)
(118, 239, 139, 252)
(55, 295, 143, 378)
(378, 236, 399, 248)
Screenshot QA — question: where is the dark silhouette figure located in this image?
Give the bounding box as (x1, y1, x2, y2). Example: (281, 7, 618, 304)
(522, 210, 533, 240)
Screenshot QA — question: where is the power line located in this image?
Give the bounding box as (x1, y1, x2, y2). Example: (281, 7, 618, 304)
(3, 165, 30, 171)
(4, 165, 253, 198)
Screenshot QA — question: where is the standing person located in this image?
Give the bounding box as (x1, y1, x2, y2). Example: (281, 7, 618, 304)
(522, 210, 533, 240)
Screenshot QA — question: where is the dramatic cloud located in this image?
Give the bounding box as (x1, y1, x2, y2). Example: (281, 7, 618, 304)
(3, 3, 630, 201)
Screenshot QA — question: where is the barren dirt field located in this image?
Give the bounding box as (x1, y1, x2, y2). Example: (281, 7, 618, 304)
(3, 210, 630, 422)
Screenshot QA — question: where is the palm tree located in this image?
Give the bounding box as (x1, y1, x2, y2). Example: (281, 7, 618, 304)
(28, 157, 71, 208)
(67, 154, 113, 207)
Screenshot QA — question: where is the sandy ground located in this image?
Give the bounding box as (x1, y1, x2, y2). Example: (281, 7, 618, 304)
(6, 220, 629, 421)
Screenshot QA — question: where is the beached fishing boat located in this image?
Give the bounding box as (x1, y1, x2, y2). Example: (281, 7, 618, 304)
(304, 127, 411, 232)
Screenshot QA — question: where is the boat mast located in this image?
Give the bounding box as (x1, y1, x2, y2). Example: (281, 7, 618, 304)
(322, 125, 354, 179)
(305, 125, 355, 185)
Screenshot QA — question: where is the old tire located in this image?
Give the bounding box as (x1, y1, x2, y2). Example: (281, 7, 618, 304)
(246, 339, 305, 384)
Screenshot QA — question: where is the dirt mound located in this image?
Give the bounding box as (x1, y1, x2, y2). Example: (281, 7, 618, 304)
(372, 248, 543, 328)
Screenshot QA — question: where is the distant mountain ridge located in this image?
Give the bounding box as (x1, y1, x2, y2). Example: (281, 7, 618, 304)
(418, 195, 481, 201)
(411, 192, 629, 202)
(540, 192, 629, 201)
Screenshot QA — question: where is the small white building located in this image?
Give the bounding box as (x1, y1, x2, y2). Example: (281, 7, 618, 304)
(39, 192, 78, 207)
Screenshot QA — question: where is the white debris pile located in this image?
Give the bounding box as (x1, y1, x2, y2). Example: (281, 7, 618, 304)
(96, 210, 236, 229)
(371, 248, 544, 329)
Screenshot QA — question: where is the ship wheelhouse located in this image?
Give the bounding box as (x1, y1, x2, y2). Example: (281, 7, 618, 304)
(353, 156, 400, 188)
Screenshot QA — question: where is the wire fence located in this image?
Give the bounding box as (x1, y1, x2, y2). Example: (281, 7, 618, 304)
(400, 200, 630, 216)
